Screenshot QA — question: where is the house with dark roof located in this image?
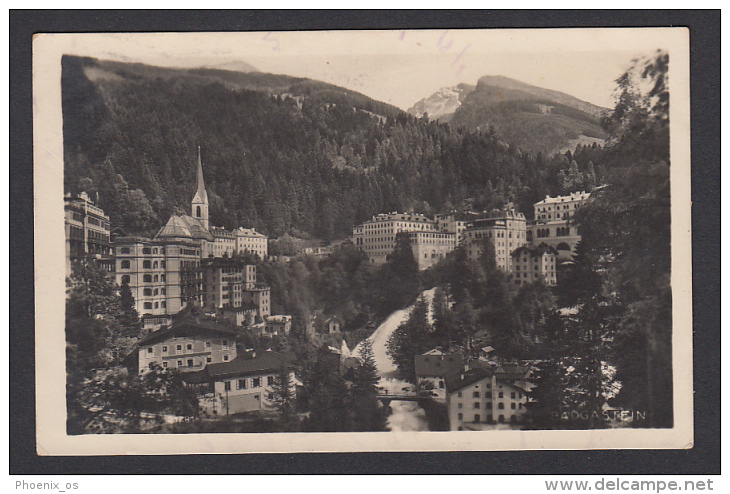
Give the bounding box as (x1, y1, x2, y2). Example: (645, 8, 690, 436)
(312, 310, 344, 335)
(192, 351, 297, 416)
(510, 243, 558, 286)
(137, 305, 238, 374)
(414, 348, 465, 401)
(445, 363, 533, 430)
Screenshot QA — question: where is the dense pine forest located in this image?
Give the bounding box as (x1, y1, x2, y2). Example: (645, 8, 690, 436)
(62, 55, 604, 240)
(63, 49, 673, 432)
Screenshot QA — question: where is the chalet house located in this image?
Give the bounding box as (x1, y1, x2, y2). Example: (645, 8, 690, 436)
(312, 310, 344, 335)
(414, 348, 464, 401)
(137, 305, 238, 374)
(188, 351, 297, 416)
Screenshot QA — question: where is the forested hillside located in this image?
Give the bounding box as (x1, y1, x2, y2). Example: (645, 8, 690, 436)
(63, 55, 603, 239)
(448, 76, 608, 156)
(409, 76, 608, 157)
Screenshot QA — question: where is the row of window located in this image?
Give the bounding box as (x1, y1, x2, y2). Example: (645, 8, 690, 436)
(143, 287, 167, 296)
(223, 375, 273, 391)
(457, 402, 523, 410)
(537, 202, 582, 213)
(119, 260, 167, 270)
(146, 341, 230, 355)
(457, 413, 519, 424)
(144, 274, 165, 283)
(148, 354, 227, 370)
(457, 390, 522, 399)
(119, 246, 165, 255)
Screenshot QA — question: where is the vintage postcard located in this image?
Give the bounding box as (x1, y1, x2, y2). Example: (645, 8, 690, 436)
(33, 27, 692, 454)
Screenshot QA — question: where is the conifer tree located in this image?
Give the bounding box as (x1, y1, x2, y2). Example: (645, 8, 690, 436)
(350, 340, 387, 431)
(386, 296, 432, 382)
(268, 367, 296, 425)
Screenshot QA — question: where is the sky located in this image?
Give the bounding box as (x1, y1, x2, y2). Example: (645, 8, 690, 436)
(58, 29, 670, 110)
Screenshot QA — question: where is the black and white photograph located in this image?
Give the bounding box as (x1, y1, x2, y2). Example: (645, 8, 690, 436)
(32, 27, 693, 454)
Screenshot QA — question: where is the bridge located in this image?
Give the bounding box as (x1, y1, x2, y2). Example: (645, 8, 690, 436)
(375, 393, 423, 407)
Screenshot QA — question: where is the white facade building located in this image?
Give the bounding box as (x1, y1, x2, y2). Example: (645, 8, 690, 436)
(464, 205, 527, 272)
(234, 227, 268, 259)
(527, 191, 591, 260)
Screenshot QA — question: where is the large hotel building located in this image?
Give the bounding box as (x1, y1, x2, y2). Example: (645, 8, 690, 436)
(114, 237, 204, 327)
(352, 192, 590, 276)
(352, 212, 452, 270)
(526, 191, 590, 260)
(64, 191, 113, 276)
(464, 204, 527, 272)
(112, 149, 272, 331)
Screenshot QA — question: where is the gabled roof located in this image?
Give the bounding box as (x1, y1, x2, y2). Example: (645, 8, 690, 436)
(204, 351, 295, 379)
(495, 365, 531, 382)
(445, 367, 493, 393)
(423, 348, 445, 356)
(415, 352, 463, 377)
(139, 305, 237, 345)
(511, 243, 559, 258)
(234, 227, 266, 239)
(155, 214, 214, 242)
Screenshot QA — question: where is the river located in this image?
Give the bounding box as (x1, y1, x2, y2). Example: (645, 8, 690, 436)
(353, 288, 436, 432)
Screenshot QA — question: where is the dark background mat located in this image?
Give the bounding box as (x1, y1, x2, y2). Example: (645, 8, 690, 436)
(9, 9, 720, 475)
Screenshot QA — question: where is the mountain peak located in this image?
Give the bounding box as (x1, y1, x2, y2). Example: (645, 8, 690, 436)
(474, 75, 607, 116)
(409, 75, 608, 156)
(407, 83, 475, 121)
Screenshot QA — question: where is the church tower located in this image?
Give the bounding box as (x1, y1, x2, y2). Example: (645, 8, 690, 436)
(191, 146, 209, 230)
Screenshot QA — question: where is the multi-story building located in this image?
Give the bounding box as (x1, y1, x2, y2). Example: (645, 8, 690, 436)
(114, 152, 215, 330)
(415, 348, 464, 402)
(64, 191, 113, 276)
(201, 258, 271, 320)
(194, 351, 297, 416)
(210, 227, 236, 259)
(435, 211, 477, 245)
(353, 212, 461, 270)
(408, 231, 458, 270)
(464, 204, 527, 272)
(510, 244, 558, 286)
(114, 236, 204, 330)
(242, 285, 271, 319)
(201, 257, 245, 310)
(445, 364, 532, 430)
(527, 191, 590, 260)
(234, 227, 268, 259)
(137, 305, 238, 374)
(353, 212, 439, 265)
(533, 191, 590, 222)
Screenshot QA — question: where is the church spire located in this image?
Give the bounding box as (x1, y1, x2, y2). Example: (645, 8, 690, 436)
(195, 146, 208, 204)
(191, 146, 209, 230)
